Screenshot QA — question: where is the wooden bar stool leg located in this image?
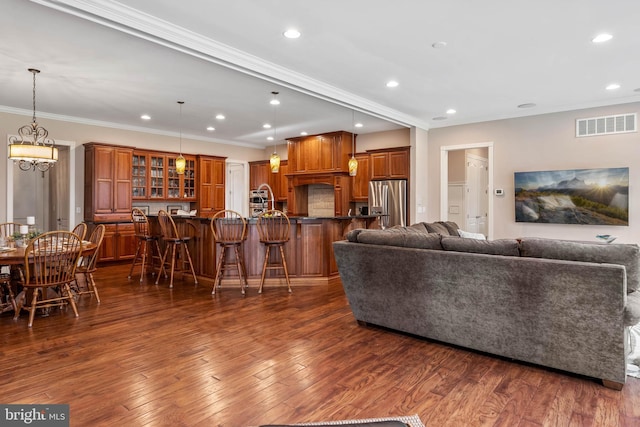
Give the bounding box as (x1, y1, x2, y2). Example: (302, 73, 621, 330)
(154, 240, 166, 278)
(278, 245, 292, 293)
(233, 245, 245, 295)
(212, 247, 226, 294)
(155, 245, 170, 285)
(238, 245, 249, 292)
(128, 240, 143, 280)
(258, 246, 271, 294)
(168, 244, 177, 289)
(182, 245, 198, 285)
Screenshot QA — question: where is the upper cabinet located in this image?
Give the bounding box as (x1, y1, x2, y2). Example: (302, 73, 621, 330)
(195, 155, 226, 217)
(287, 131, 354, 174)
(369, 146, 410, 180)
(132, 150, 196, 201)
(84, 143, 133, 222)
(249, 160, 289, 201)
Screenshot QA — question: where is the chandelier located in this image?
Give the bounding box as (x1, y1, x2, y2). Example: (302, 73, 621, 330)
(8, 68, 59, 172)
(175, 101, 186, 175)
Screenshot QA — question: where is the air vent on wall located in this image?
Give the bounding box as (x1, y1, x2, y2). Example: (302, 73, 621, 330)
(576, 113, 636, 137)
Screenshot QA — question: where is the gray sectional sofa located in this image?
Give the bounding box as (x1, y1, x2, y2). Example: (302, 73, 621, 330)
(333, 222, 640, 389)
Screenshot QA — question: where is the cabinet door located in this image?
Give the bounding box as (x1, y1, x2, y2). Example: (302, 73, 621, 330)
(182, 156, 197, 199)
(98, 223, 118, 262)
(351, 153, 370, 201)
(149, 155, 165, 199)
(388, 149, 409, 178)
(319, 135, 334, 171)
(277, 161, 289, 201)
(250, 161, 269, 190)
(305, 137, 321, 172)
(212, 158, 226, 212)
(116, 223, 137, 260)
(114, 148, 133, 214)
(94, 147, 115, 215)
(132, 153, 148, 199)
(370, 152, 389, 180)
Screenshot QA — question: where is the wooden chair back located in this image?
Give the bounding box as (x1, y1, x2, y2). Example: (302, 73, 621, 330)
(72, 222, 88, 240)
(256, 210, 290, 244)
(210, 210, 246, 244)
(23, 231, 83, 287)
(79, 224, 106, 273)
(0, 222, 22, 238)
(157, 210, 180, 240)
(132, 208, 152, 237)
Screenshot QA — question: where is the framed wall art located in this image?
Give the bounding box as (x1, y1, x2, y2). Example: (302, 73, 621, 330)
(514, 167, 629, 225)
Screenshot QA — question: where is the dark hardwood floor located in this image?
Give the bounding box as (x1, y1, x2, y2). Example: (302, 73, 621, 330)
(1, 263, 639, 427)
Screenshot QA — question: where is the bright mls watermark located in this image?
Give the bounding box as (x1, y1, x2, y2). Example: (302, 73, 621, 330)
(1, 405, 69, 426)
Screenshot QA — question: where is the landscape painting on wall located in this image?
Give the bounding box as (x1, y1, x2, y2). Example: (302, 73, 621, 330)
(515, 167, 629, 225)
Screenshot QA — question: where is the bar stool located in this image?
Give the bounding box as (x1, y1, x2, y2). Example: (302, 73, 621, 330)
(256, 209, 292, 294)
(128, 208, 163, 282)
(155, 210, 198, 288)
(210, 210, 248, 295)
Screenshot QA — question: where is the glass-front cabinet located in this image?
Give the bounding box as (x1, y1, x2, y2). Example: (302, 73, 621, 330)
(132, 153, 147, 199)
(132, 150, 196, 201)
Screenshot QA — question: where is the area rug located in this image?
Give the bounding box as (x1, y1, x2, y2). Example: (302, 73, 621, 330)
(261, 414, 425, 427)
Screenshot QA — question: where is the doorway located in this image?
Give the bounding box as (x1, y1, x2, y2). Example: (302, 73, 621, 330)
(440, 142, 493, 239)
(226, 161, 248, 217)
(6, 140, 76, 232)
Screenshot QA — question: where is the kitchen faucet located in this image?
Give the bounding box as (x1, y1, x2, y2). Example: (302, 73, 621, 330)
(257, 183, 275, 211)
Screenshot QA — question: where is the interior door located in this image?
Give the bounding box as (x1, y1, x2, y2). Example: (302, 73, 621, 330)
(226, 162, 246, 217)
(465, 154, 488, 235)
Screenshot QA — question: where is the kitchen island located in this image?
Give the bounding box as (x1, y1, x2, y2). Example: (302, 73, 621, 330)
(147, 214, 382, 288)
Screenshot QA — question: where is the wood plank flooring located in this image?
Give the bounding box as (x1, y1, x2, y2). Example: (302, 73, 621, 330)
(1, 264, 639, 426)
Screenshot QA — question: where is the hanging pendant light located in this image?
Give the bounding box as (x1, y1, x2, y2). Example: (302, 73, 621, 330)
(269, 91, 281, 173)
(8, 68, 59, 172)
(175, 101, 186, 175)
(348, 110, 358, 177)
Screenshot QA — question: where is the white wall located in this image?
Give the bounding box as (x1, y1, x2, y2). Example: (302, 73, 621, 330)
(428, 102, 640, 243)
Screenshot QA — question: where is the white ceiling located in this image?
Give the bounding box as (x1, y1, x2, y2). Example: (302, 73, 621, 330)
(2, 0, 640, 150)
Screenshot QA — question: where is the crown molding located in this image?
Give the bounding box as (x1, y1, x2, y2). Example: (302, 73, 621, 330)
(30, 0, 430, 130)
(0, 105, 263, 149)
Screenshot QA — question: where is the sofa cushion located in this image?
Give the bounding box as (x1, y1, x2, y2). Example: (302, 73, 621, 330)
(457, 229, 486, 240)
(425, 221, 460, 236)
(352, 228, 442, 250)
(441, 236, 520, 256)
(519, 237, 640, 292)
(626, 291, 640, 327)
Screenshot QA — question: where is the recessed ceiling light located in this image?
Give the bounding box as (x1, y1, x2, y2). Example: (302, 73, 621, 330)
(270, 98, 280, 105)
(206, 126, 215, 131)
(140, 114, 151, 120)
(215, 114, 225, 120)
(592, 33, 613, 43)
(263, 123, 271, 129)
(432, 41, 448, 49)
(432, 116, 447, 121)
(446, 109, 456, 114)
(606, 83, 621, 90)
(300, 131, 308, 136)
(386, 80, 399, 88)
(355, 122, 363, 128)
(283, 28, 301, 39)
(517, 103, 537, 109)
(267, 136, 274, 141)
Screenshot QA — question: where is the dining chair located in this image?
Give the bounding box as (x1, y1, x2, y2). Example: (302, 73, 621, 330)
(128, 208, 163, 282)
(155, 210, 198, 288)
(256, 210, 292, 293)
(72, 224, 106, 303)
(210, 210, 248, 295)
(16, 230, 83, 327)
(71, 222, 88, 240)
(0, 222, 22, 239)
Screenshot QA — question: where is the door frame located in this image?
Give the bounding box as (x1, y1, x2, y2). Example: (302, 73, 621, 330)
(440, 142, 493, 239)
(225, 159, 249, 217)
(5, 137, 76, 227)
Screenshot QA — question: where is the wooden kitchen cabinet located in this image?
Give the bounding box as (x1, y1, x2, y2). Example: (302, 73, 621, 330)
(133, 150, 196, 201)
(287, 131, 354, 174)
(249, 160, 289, 201)
(369, 146, 410, 180)
(350, 153, 370, 201)
(84, 143, 133, 222)
(93, 222, 136, 263)
(195, 155, 226, 217)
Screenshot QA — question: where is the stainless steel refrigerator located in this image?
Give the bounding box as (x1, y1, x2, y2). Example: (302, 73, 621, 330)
(368, 179, 407, 228)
